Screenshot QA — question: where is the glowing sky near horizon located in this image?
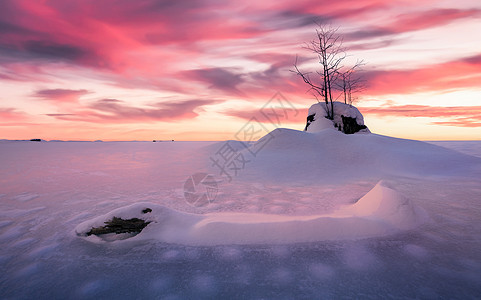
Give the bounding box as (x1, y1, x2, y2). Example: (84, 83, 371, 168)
(1, 0, 480, 141)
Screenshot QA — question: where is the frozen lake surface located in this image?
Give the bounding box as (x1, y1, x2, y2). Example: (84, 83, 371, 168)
(1, 134, 480, 299)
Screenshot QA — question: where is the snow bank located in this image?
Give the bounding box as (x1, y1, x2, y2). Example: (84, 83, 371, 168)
(75, 181, 425, 245)
(338, 181, 421, 230)
(235, 128, 481, 182)
(305, 102, 370, 133)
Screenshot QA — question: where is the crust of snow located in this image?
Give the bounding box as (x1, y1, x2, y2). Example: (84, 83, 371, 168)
(75, 181, 426, 245)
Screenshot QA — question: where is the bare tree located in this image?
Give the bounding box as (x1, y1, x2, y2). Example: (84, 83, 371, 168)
(335, 59, 366, 106)
(292, 24, 345, 120)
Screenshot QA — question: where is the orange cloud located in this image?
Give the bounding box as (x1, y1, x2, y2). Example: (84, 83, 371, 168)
(0, 108, 28, 122)
(228, 107, 307, 124)
(361, 105, 481, 127)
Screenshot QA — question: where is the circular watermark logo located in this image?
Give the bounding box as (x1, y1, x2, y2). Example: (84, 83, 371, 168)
(183, 173, 218, 207)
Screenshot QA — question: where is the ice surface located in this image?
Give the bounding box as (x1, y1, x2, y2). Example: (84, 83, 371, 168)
(428, 140, 481, 158)
(1, 136, 481, 299)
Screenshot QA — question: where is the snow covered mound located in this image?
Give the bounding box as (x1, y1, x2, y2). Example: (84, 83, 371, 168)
(305, 102, 370, 134)
(75, 181, 425, 245)
(238, 128, 481, 182)
(340, 180, 421, 230)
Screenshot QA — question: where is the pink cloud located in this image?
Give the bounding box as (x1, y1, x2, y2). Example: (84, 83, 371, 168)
(0, 108, 28, 121)
(362, 54, 481, 95)
(361, 104, 481, 128)
(182, 68, 245, 95)
(46, 98, 222, 123)
(34, 89, 90, 102)
(180, 64, 310, 100)
(344, 8, 481, 41)
(227, 106, 307, 125)
(1, 0, 477, 94)
(388, 8, 481, 33)
(1, 0, 480, 140)
(284, 0, 387, 18)
(0, 0, 266, 72)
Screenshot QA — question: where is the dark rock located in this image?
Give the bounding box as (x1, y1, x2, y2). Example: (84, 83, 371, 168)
(304, 113, 316, 131)
(30, 139, 42, 142)
(142, 208, 152, 214)
(86, 217, 151, 236)
(340, 115, 367, 134)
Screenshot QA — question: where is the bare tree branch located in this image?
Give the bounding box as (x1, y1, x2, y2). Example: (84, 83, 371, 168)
(334, 59, 366, 105)
(291, 23, 349, 119)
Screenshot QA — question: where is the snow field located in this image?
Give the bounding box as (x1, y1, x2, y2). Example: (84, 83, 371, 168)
(1, 132, 480, 298)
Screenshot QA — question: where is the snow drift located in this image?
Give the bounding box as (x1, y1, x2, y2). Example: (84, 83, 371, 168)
(75, 181, 425, 245)
(227, 127, 481, 183)
(206, 102, 481, 183)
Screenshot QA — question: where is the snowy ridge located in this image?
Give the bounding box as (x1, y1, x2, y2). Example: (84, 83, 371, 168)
(75, 181, 426, 245)
(340, 180, 422, 230)
(234, 128, 481, 182)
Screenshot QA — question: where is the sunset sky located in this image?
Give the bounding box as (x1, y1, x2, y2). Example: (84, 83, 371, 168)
(1, 0, 480, 141)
